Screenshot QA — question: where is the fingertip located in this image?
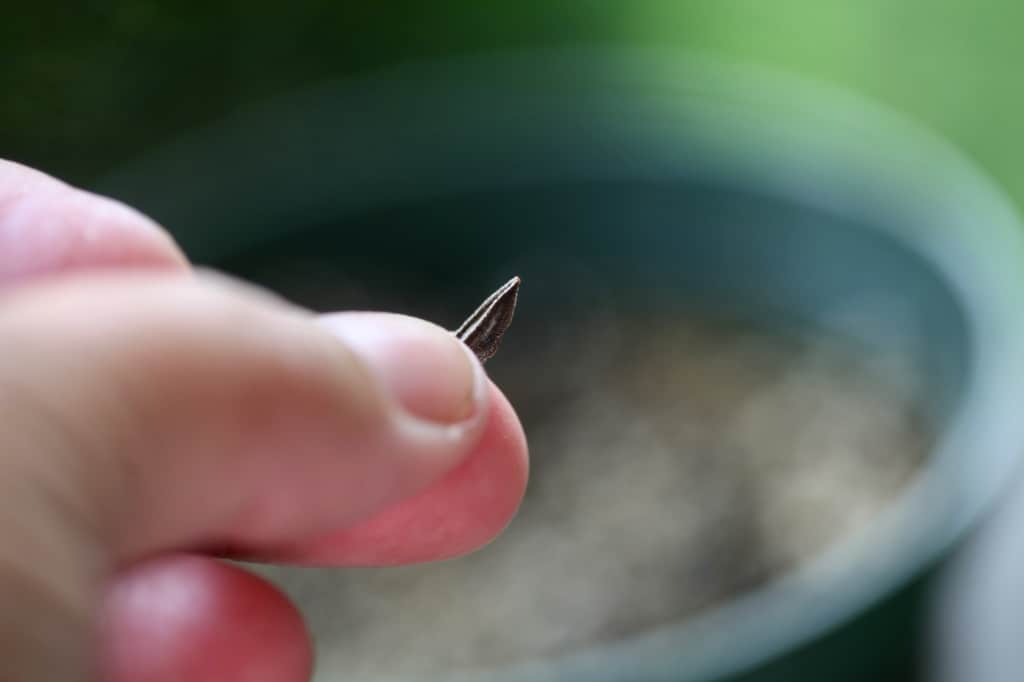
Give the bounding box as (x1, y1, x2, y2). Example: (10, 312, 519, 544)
(98, 555, 312, 682)
(273, 381, 529, 566)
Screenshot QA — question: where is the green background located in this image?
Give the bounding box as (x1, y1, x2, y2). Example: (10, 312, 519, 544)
(3, 1, 1021, 208)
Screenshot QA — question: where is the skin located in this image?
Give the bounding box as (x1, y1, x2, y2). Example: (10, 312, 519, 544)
(0, 159, 529, 681)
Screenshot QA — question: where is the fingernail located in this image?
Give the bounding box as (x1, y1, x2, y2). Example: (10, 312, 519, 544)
(320, 312, 486, 426)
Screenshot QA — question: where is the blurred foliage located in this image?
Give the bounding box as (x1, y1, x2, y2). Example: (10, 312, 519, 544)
(1, 1, 1021, 207)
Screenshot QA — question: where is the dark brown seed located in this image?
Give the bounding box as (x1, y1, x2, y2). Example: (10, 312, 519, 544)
(454, 277, 520, 364)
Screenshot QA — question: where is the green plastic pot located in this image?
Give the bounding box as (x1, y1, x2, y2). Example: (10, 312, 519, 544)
(94, 50, 1024, 682)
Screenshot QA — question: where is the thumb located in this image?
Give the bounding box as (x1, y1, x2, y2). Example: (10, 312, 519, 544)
(0, 270, 488, 680)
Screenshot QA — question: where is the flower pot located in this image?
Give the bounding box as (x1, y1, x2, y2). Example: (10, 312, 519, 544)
(95, 50, 1024, 682)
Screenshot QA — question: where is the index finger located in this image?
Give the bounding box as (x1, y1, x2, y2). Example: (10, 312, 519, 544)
(0, 159, 187, 285)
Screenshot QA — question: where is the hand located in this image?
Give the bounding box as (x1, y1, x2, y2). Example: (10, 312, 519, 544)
(0, 160, 529, 681)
